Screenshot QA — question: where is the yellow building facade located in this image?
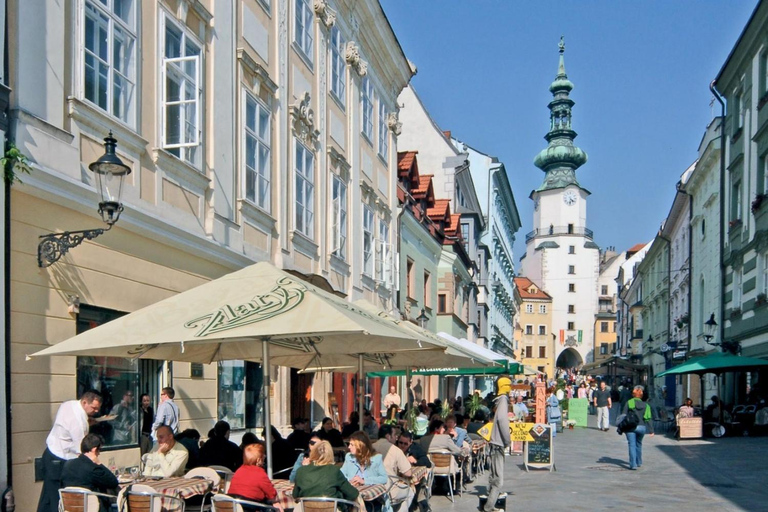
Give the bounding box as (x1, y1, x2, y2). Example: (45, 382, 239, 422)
(513, 277, 554, 380)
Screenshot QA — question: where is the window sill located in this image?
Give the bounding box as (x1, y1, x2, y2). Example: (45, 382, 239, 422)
(330, 91, 346, 112)
(732, 127, 743, 143)
(377, 151, 389, 167)
(329, 253, 350, 273)
(291, 41, 314, 73)
(68, 96, 146, 155)
(290, 229, 318, 258)
(238, 199, 275, 232)
(361, 273, 376, 290)
(361, 132, 374, 147)
(153, 148, 210, 192)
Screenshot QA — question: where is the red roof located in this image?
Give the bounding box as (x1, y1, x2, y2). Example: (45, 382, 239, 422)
(444, 213, 462, 237)
(514, 277, 552, 300)
(412, 174, 434, 201)
(626, 243, 647, 255)
(398, 151, 417, 172)
(427, 199, 450, 220)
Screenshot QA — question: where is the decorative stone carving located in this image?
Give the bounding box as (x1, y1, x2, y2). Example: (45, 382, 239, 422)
(290, 92, 320, 146)
(731, 250, 744, 270)
(755, 230, 768, 252)
(345, 41, 368, 77)
(386, 112, 402, 135)
(313, 0, 336, 29)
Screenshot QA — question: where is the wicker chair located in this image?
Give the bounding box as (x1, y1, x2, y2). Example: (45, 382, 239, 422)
(210, 494, 279, 512)
(298, 496, 360, 512)
(427, 451, 461, 503)
(58, 487, 116, 512)
(117, 483, 185, 512)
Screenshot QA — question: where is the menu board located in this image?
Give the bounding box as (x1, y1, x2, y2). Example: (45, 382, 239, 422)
(569, 398, 589, 427)
(524, 423, 555, 472)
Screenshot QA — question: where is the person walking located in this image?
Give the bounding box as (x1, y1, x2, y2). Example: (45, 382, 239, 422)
(546, 387, 562, 437)
(594, 380, 612, 431)
(37, 390, 104, 512)
(483, 377, 511, 512)
(622, 385, 654, 470)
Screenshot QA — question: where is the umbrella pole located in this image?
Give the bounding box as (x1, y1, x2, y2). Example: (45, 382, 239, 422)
(358, 355, 365, 432)
(263, 341, 273, 479)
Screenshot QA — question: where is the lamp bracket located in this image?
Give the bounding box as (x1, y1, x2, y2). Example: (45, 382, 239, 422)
(37, 225, 112, 268)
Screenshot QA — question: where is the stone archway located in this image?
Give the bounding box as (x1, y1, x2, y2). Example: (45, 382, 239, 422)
(556, 347, 584, 369)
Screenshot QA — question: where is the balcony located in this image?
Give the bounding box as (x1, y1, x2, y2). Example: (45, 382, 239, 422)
(526, 225, 594, 243)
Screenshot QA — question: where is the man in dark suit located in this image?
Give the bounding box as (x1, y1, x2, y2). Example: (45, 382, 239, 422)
(60, 434, 119, 512)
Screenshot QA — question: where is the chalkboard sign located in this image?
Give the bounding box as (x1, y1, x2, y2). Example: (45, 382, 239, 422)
(524, 423, 555, 472)
(569, 398, 589, 427)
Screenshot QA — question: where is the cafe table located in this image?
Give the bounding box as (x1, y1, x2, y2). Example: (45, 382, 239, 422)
(119, 475, 213, 511)
(273, 479, 387, 510)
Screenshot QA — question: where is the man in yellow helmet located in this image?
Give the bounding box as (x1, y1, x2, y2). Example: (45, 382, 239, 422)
(483, 377, 511, 512)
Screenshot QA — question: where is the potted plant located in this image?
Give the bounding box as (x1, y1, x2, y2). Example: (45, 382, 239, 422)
(730, 307, 742, 319)
(565, 419, 577, 429)
(729, 219, 743, 229)
(756, 293, 767, 307)
(752, 193, 767, 214)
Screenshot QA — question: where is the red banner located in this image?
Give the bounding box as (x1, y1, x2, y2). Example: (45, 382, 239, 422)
(559, 329, 564, 345)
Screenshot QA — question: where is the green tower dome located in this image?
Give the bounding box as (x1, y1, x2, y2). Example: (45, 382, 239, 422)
(533, 37, 588, 192)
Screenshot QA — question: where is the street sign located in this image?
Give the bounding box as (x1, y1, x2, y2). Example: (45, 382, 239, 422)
(510, 422, 535, 442)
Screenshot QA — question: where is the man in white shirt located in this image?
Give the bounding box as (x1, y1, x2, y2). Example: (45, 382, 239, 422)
(384, 386, 401, 410)
(37, 391, 104, 512)
(512, 396, 529, 421)
(152, 387, 180, 439)
(371, 425, 413, 512)
(142, 425, 189, 478)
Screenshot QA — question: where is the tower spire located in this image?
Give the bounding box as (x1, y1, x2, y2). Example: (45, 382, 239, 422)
(533, 37, 588, 191)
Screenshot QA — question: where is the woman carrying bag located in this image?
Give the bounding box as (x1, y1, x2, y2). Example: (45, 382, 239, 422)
(546, 387, 562, 437)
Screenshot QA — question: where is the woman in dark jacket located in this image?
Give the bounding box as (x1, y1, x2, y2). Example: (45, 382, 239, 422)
(622, 385, 654, 470)
(316, 417, 345, 448)
(293, 440, 360, 506)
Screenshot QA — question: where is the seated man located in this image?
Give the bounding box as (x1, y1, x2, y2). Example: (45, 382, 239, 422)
(199, 420, 243, 471)
(512, 396, 529, 422)
(444, 414, 468, 448)
(287, 417, 311, 452)
(371, 425, 413, 512)
(418, 419, 461, 456)
(362, 411, 379, 440)
(143, 425, 189, 477)
(61, 433, 119, 512)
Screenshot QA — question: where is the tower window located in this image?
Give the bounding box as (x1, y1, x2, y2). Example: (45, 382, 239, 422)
(568, 224, 574, 234)
(567, 322, 575, 330)
(569, 245, 575, 254)
(568, 305, 575, 314)
(568, 265, 575, 274)
(568, 283, 575, 292)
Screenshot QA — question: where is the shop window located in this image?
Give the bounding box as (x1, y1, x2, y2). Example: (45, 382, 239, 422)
(218, 361, 263, 430)
(76, 305, 139, 449)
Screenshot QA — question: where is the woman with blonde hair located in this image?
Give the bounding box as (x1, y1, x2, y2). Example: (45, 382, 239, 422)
(226, 443, 277, 507)
(293, 440, 359, 505)
(340, 431, 390, 511)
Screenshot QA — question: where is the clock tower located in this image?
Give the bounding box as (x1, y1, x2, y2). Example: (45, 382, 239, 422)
(520, 38, 600, 369)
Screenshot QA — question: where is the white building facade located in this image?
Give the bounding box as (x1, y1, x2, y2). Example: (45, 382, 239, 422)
(520, 40, 600, 367)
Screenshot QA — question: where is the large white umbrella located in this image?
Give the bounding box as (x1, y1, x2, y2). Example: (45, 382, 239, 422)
(28, 262, 466, 475)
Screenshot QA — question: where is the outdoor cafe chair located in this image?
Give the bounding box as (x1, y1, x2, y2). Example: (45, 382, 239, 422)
(117, 483, 186, 512)
(385, 475, 413, 511)
(58, 486, 116, 512)
(210, 494, 279, 512)
(207, 466, 234, 493)
(427, 451, 461, 503)
(297, 496, 360, 512)
(184, 467, 221, 511)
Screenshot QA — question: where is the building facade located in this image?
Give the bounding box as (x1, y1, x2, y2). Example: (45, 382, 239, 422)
(7, 0, 412, 508)
(452, 139, 521, 357)
(513, 277, 554, 378)
(594, 248, 622, 362)
(685, 119, 723, 402)
(519, 40, 600, 368)
(715, 0, 768, 366)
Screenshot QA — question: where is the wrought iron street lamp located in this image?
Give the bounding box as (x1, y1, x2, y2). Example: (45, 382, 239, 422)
(416, 308, 429, 329)
(703, 313, 718, 346)
(38, 132, 132, 267)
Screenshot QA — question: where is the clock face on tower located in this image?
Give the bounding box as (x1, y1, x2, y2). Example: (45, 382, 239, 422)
(563, 190, 577, 206)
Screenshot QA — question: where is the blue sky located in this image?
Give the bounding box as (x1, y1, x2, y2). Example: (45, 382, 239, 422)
(382, 0, 759, 261)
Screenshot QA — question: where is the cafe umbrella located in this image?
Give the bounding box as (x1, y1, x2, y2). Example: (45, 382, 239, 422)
(28, 261, 481, 475)
(657, 352, 768, 435)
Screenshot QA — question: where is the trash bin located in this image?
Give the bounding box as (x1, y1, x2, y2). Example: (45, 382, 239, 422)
(478, 492, 507, 511)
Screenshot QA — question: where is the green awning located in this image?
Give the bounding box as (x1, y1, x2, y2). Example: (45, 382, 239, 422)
(369, 361, 519, 378)
(657, 352, 768, 377)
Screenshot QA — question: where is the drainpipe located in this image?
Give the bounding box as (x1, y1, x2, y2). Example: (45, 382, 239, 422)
(710, 81, 726, 351)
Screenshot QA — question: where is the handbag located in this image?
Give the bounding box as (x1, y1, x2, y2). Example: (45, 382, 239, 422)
(617, 409, 639, 434)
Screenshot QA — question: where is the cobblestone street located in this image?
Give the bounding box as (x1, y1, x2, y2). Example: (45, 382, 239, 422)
(443, 415, 768, 511)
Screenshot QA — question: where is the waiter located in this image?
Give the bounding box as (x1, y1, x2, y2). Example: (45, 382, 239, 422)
(37, 390, 106, 512)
